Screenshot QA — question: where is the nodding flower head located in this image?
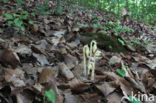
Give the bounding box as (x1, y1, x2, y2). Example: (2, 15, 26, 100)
(83, 45, 90, 57)
(95, 50, 101, 57)
(90, 40, 97, 54)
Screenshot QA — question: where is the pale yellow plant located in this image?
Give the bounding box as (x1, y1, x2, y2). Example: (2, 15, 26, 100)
(83, 40, 101, 80)
(83, 45, 90, 76)
(87, 60, 95, 80)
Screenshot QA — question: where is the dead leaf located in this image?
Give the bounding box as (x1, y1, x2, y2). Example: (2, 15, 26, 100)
(5, 69, 25, 87)
(15, 45, 32, 55)
(64, 54, 78, 69)
(145, 42, 156, 54)
(39, 68, 57, 83)
(64, 93, 84, 103)
(146, 58, 156, 69)
(109, 55, 122, 64)
(33, 83, 43, 93)
(0, 47, 22, 69)
(107, 92, 123, 103)
(31, 24, 39, 33)
(59, 63, 74, 80)
(69, 78, 89, 93)
(43, 18, 50, 24)
(81, 93, 104, 103)
(33, 53, 49, 66)
(16, 93, 32, 103)
(53, 30, 66, 38)
(96, 81, 119, 97)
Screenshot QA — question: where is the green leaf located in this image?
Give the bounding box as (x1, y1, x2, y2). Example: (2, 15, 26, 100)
(20, 15, 27, 19)
(4, 13, 13, 19)
(21, 10, 28, 14)
(143, 40, 150, 45)
(118, 38, 125, 46)
(92, 23, 99, 28)
(31, 13, 35, 16)
(45, 89, 56, 103)
(28, 20, 34, 24)
(16, 0, 23, 6)
(128, 96, 142, 103)
(116, 69, 126, 77)
(3, 0, 7, 3)
(131, 40, 141, 45)
(14, 18, 23, 27)
(13, 14, 20, 17)
(8, 21, 13, 25)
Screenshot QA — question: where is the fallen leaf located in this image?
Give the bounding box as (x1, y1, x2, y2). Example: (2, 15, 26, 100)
(146, 58, 156, 69)
(39, 68, 57, 83)
(59, 63, 74, 80)
(64, 93, 84, 103)
(107, 92, 123, 103)
(15, 45, 32, 55)
(64, 54, 78, 70)
(53, 30, 66, 38)
(5, 69, 25, 87)
(33, 53, 49, 66)
(109, 56, 122, 64)
(95, 81, 118, 97)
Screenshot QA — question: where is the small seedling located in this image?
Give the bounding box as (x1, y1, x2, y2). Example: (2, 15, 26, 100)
(116, 69, 126, 77)
(44, 89, 56, 103)
(4, 11, 34, 30)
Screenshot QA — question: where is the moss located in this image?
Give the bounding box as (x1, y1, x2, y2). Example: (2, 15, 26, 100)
(79, 32, 127, 53)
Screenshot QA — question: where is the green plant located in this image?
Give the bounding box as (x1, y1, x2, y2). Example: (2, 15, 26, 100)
(105, 21, 134, 36)
(116, 69, 126, 77)
(130, 40, 141, 45)
(34, 0, 51, 15)
(92, 23, 104, 29)
(4, 11, 34, 30)
(44, 89, 56, 103)
(16, 0, 24, 7)
(83, 40, 101, 80)
(2, 0, 7, 3)
(118, 38, 125, 46)
(143, 40, 151, 45)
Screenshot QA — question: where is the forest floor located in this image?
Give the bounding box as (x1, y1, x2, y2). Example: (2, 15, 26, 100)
(0, 1, 156, 103)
